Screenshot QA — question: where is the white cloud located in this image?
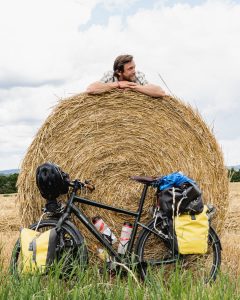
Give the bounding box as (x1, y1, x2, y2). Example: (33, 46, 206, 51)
(0, 84, 74, 123)
(0, 0, 240, 169)
(220, 137, 240, 166)
(0, 124, 35, 169)
(0, 0, 99, 88)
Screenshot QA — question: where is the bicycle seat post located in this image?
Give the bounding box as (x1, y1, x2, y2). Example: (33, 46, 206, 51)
(138, 183, 149, 215)
(127, 183, 149, 253)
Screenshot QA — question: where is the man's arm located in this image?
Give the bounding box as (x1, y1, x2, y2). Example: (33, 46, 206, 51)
(86, 81, 138, 94)
(130, 84, 166, 98)
(86, 81, 119, 94)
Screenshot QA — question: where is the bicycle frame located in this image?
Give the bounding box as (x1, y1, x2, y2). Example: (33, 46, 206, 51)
(56, 183, 155, 263)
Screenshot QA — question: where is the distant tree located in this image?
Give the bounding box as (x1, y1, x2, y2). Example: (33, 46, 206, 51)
(229, 168, 240, 182)
(0, 173, 18, 194)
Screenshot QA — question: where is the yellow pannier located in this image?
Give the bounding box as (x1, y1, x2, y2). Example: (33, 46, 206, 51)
(20, 228, 57, 273)
(175, 205, 209, 254)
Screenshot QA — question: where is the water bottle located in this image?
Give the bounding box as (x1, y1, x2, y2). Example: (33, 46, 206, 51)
(92, 216, 117, 244)
(117, 222, 133, 255)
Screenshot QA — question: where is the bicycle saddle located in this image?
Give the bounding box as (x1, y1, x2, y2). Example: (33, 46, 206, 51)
(130, 175, 158, 184)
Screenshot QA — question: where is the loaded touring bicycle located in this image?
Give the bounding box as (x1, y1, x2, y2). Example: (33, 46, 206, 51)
(11, 163, 221, 283)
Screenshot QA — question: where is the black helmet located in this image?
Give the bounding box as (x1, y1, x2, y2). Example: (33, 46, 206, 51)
(36, 162, 69, 201)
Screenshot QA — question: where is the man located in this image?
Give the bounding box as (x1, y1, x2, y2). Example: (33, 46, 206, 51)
(86, 54, 166, 97)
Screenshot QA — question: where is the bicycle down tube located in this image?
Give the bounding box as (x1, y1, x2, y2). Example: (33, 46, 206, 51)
(58, 183, 150, 261)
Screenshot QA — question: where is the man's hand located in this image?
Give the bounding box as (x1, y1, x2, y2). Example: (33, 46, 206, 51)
(118, 81, 137, 89)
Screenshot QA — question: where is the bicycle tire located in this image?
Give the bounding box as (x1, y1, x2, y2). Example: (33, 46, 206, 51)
(135, 219, 221, 283)
(10, 219, 88, 276)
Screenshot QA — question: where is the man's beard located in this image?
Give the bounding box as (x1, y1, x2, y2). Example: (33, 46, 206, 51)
(122, 74, 136, 82)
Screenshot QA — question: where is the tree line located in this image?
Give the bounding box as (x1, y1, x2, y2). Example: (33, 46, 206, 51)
(0, 174, 18, 194)
(229, 168, 240, 182)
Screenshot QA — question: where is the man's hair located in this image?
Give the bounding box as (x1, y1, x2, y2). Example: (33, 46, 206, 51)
(113, 54, 133, 77)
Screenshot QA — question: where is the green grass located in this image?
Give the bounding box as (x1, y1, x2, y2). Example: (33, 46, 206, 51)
(1, 261, 240, 300)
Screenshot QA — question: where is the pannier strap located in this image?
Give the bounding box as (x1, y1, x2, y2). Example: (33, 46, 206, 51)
(130, 176, 159, 185)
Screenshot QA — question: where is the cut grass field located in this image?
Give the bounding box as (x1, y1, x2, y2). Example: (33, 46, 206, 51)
(0, 183, 239, 298)
(0, 193, 19, 268)
(221, 182, 240, 277)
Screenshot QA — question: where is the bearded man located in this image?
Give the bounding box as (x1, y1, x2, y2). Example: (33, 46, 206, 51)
(86, 54, 166, 97)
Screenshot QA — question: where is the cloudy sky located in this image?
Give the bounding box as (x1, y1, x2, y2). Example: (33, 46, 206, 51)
(0, 0, 239, 170)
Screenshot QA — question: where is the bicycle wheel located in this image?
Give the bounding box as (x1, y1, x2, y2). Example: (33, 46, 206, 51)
(135, 219, 221, 283)
(10, 219, 88, 276)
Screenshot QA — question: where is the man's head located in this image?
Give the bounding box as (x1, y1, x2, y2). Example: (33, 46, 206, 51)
(113, 54, 136, 82)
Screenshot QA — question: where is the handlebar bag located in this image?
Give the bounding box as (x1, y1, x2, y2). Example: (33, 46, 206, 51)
(19, 228, 57, 274)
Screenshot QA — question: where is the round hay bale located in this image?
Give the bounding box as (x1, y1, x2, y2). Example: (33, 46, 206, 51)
(17, 90, 229, 250)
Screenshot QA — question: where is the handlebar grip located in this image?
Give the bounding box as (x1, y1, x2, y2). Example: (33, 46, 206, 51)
(84, 182, 95, 192)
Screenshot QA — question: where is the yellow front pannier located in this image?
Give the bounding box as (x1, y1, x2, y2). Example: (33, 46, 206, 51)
(20, 228, 57, 273)
(175, 205, 209, 254)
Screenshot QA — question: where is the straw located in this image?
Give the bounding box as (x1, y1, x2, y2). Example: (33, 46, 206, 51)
(17, 90, 229, 250)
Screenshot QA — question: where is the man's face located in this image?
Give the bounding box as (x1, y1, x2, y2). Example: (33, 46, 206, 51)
(119, 60, 136, 82)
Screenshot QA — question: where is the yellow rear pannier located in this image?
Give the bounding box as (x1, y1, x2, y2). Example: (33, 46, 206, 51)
(175, 205, 209, 254)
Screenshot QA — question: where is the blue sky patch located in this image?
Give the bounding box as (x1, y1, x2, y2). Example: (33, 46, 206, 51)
(79, 0, 158, 31)
(78, 0, 220, 31)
